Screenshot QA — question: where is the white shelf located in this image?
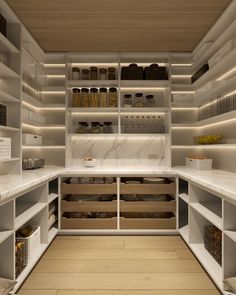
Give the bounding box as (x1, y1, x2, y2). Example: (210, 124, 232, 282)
(172, 144, 236, 149)
(22, 120, 65, 128)
(67, 107, 118, 113)
(0, 32, 19, 53)
(189, 243, 223, 290)
(179, 193, 190, 204)
(191, 203, 223, 230)
(0, 91, 20, 103)
(67, 80, 118, 87)
(69, 133, 167, 138)
(0, 62, 19, 78)
(0, 158, 20, 163)
(22, 145, 65, 149)
(224, 230, 236, 243)
(179, 225, 189, 242)
(48, 227, 58, 243)
(172, 123, 196, 128)
(22, 92, 65, 110)
(48, 193, 58, 203)
(0, 126, 20, 132)
(120, 80, 169, 88)
(0, 230, 13, 244)
(15, 203, 47, 230)
(120, 107, 169, 113)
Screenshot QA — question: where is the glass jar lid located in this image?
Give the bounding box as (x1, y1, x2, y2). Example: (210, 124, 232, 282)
(81, 88, 89, 92)
(100, 88, 107, 92)
(90, 88, 98, 92)
(135, 93, 143, 97)
(109, 87, 117, 92)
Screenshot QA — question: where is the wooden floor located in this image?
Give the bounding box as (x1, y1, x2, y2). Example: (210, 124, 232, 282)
(18, 236, 221, 295)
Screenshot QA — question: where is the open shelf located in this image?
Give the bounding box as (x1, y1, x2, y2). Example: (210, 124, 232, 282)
(0, 62, 19, 78)
(179, 224, 189, 242)
(225, 231, 236, 243)
(0, 91, 20, 103)
(0, 32, 19, 53)
(67, 80, 118, 87)
(120, 80, 169, 88)
(179, 193, 189, 204)
(0, 230, 13, 244)
(68, 107, 118, 113)
(48, 193, 58, 203)
(120, 107, 170, 113)
(0, 158, 20, 163)
(0, 125, 20, 132)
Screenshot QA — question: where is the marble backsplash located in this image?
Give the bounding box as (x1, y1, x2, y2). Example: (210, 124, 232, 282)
(68, 135, 171, 167)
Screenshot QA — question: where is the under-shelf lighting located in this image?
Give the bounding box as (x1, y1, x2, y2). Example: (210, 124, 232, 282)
(171, 75, 192, 78)
(171, 64, 193, 67)
(70, 134, 164, 140)
(22, 123, 66, 130)
(71, 112, 118, 116)
(22, 101, 40, 111)
(121, 87, 166, 91)
(172, 107, 198, 110)
(22, 145, 65, 149)
(42, 91, 66, 94)
(217, 66, 236, 81)
(71, 63, 118, 67)
(120, 63, 167, 67)
(172, 118, 236, 130)
(171, 91, 195, 94)
(22, 101, 65, 111)
(44, 64, 66, 68)
(46, 75, 66, 78)
(172, 145, 236, 149)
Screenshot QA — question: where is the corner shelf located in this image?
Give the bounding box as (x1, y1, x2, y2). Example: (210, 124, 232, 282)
(0, 126, 20, 132)
(0, 32, 20, 53)
(0, 62, 19, 78)
(0, 91, 20, 103)
(179, 193, 190, 204)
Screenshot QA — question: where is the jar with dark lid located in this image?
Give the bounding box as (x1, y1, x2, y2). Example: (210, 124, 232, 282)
(78, 122, 89, 133)
(72, 67, 80, 80)
(81, 69, 90, 80)
(99, 88, 108, 107)
(145, 95, 155, 107)
(108, 67, 116, 80)
(90, 88, 99, 107)
(91, 122, 100, 133)
(72, 88, 81, 107)
(108, 88, 118, 107)
(103, 122, 113, 133)
(99, 68, 107, 80)
(90, 67, 98, 80)
(123, 94, 133, 108)
(134, 93, 144, 107)
(80, 88, 90, 107)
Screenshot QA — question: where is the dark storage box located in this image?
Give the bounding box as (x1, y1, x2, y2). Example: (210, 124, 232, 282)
(204, 225, 222, 265)
(191, 63, 209, 84)
(144, 64, 168, 80)
(121, 64, 143, 80)
(0, 104, 7, 126)
(0, 14, 7, 36)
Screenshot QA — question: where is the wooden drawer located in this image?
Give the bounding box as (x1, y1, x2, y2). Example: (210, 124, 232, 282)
(61, 183, 117, 195)
(61, 199, 117, 212)
(61, 217, 117, 230)
(120, 216, 176, 230)
(120, 200, 176, 213)
(120, 182, 176, 195)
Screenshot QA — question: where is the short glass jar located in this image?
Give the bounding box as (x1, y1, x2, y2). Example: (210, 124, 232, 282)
(134, 93, 144, 107)
(90, 67, 98, 80)
(72, 67, 80, 80)
(81, 69, 89, 80)
(108, 67, 116, 80)
(145, 95, 155, 107)
(123, 94, 133, 107)
(103, 122, 113, 133)
(99, 68, 107, 80)
(78, 122, 89, 133)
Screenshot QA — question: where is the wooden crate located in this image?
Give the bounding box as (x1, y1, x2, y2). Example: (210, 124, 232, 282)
(61, 183, 117, 195)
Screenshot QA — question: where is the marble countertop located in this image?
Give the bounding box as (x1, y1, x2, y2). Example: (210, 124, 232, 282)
(0, 165, 236, 204)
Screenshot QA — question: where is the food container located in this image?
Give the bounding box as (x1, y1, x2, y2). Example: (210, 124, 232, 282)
(72, 88, 81, 107)
(204, 225, 222, 265)
(90, 67, 98, 80)
(186, 157, 212, 170)
(145, 95, 155, 107)
(81, 69, 90, 80)
(80, 88, 90, 107)
(22, 134, 42, 146)
(134, 93, 144, 107)
(143, 177, 165, 184)
(108, 88, 118, 107)
(83, 159, 96, 167)
(108, 67, 116, 80)
(90, 88, 99, 107)
(0, 137, 11, 160)
(99, 88, 108, 107)
(72, 67, 80, 80)
(123, 94, 133, 107)
(22, 158, 45, 170)
(0, 104, 7, 126)
(99, 68, 107, 80)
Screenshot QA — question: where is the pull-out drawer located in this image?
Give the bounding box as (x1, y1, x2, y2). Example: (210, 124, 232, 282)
(120, 216, 176, 230)
(61, 183, 117, 195)
(120, 182, 176, 195)
(61, 216, 117, 230)
(120, 200, 176, 213)
(61, 199, 117, 212)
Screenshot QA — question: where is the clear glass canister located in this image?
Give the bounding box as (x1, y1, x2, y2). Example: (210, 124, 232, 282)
(91, 122, 100, 133)
(99, 68, 107, 80)
(72, 88, 81, 107)
(78, 122, 89, 133)
(81, 69, 90, 80)
(108, 67, 116, 80)
(108, 88, 118, 107)
(80, 88, 90, 107)
(103, 122, 113, 133)
(145, 95, 155, 107)
(72, 67, 80, 80)
(90, 88, 99, 107)
(134, 93, 144, 107)
(99, 88, 108, 107)
(123, 94, 133, 107)
(90, 67, 98, 80)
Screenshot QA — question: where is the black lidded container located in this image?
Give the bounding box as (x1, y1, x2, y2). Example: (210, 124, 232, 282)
(0, 104, 7, 126)
(121, 63, 143, 80)
(191, 63, 209, 84)
(0, 14, 7, 37)
(144, 64, 168, 80)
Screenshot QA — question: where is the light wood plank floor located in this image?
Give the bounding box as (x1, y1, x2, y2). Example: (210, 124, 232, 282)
(18, 236, 221, 295)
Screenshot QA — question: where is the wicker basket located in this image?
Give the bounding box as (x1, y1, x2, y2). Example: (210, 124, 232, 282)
(204, 225, 222, 265)
(15, 241, 27, 277)
(16, 226, 41, 262)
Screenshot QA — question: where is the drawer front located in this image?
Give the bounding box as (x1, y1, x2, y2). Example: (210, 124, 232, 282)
(61, 183, 117, 195)
(120, 200, 176, 213)
(120, 217, 176, 230)
(120, 182, 176, 194)
(61, 200, 117, 212)
(61, 217, 117, 230)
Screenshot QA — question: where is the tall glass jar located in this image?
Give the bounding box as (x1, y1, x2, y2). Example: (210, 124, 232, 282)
(90, 88, 99, 107)
(72, 88, 81, 107)
(108, 88, 118, 107)
(72, 67, 80, 80)
(81, 69, 89, 80)
(145, 95, 155, 107)
(90, 67, 98, 80)
(123, 94, 133, 107)
(80, 88, 90, 107)
(108, 67, 116, 80)
(99, 88, 108, 107)
(134, 93, 144, 107)
(99, 68, 107, 80)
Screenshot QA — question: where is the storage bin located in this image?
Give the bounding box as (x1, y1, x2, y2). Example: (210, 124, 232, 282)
(209, 39, 236, 68)
(0, 104, 7, 126)
(15, 241, 27, 277)
(120, 199, 176, 213)
(121, 64, 143, 80)
(0, 137, 11, 160)
(22, 134, 42, 146)
(16, 226, 41, 261)
(61, 215, 117, 229)
(61, 182, 117, 195)
(204, 225, 222, 265)
(186, 158, 212, 170)
(120, 182, 176, 195)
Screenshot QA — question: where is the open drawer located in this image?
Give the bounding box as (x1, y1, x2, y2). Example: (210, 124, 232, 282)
(61, 183, 117, 195)
(120, 200, 176, 213)
(120, 216, 176, 230)
(120, 182, 176, 195)
(61, 216, 117, 230)
(61, 199, 117, 212)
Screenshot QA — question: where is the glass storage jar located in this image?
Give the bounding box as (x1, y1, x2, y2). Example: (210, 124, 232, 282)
(108, 67, 116, 80)
(103, 122, 113, 133)
(91, 122, 101, 133)
(134, 93, 144, 107)
(108, 88, 118, 107)
(99, 88, 108, 107)
(90, 88, 99, 107)
(78, 122, 89, 133)
(72, 67, 80, 80)
(72, 88, 81, 107)
(80, 88, 90, 107)
(145, 95, 155, 107)
(123, 94, 133, 107)
(90, 67, 98, 80)
(99, 68, 107, 80)
(81, 69, 90, 80)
